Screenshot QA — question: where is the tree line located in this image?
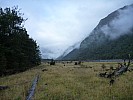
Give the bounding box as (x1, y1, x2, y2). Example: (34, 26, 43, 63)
(0, 7, 41, 76)
(79, 33, 133, 60)
(62, 31, 133, 61)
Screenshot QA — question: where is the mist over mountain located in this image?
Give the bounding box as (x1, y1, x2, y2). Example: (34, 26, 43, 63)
(60, 4, 133, 60)
(41, 48, 54, 59)
(57, 42, 80, 60)
(101, 5, 133, 39)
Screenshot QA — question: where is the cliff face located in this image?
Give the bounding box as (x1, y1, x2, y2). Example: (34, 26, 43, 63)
(60, 4, 133, 60)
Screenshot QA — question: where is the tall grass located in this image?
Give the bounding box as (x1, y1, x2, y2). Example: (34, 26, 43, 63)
(0, 62, 133, 100)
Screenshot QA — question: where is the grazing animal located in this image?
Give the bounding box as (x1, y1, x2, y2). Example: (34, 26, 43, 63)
(74, 62, 78, 65)
(45, 83, 48, 85)
(99, 72, 107, 77)
(42, 69, 48, 72)
(50, 59, 55, 65)
(0, 86, 9, 90)
(110, 79, 115, 86)
(78, 61, 81, 65)
(101, 64, 106, 71)
(107, 71, 115, 78)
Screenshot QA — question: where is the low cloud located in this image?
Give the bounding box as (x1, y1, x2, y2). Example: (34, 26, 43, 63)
(101, 5, 133, 39)
(1, 0, 133, 58)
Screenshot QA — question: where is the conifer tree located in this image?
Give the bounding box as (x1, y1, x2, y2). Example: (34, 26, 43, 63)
(0, 7, 41, 76)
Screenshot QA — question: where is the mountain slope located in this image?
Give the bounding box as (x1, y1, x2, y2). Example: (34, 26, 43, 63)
(61, 4, 133, 60)
(57, 42, 80, 60)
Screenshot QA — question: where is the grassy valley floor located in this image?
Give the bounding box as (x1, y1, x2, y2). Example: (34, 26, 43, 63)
(0, 62, 133, 100)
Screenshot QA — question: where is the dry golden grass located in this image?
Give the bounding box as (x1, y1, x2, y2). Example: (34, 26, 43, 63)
(0, 68, 40, 100)
(0, 62, 133, 100)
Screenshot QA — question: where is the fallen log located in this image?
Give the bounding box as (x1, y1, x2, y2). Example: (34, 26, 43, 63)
(26, 74, 39, 100)
(115, 55, 131, 76)
(106, 54, 131, 78)
(114, 65, 128, 76)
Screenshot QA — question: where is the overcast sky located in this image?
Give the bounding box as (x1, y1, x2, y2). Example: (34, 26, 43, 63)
(0, 0, 133, 58)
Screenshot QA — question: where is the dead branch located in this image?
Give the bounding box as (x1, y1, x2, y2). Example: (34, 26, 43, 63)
(26, 74, 39, 100)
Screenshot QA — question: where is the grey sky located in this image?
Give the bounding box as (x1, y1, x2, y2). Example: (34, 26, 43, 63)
(0, 0, 133, 58)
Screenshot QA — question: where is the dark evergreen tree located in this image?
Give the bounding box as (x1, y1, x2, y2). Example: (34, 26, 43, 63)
(0, 7, 41, 76)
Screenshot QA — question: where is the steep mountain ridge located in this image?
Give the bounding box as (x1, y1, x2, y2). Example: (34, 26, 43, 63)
(60, 4, 133, 60)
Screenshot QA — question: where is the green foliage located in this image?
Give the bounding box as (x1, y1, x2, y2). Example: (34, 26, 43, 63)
(79, 33, 133, 60)
(0, 7, 41, 76)
(63, 32, 133, 61)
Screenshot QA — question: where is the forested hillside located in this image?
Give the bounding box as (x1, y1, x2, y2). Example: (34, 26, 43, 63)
(79, 32, 133, 60)
(60, 32, 133, 60)
(60, 4, 133, 60)
(0, 7, 41, 76)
